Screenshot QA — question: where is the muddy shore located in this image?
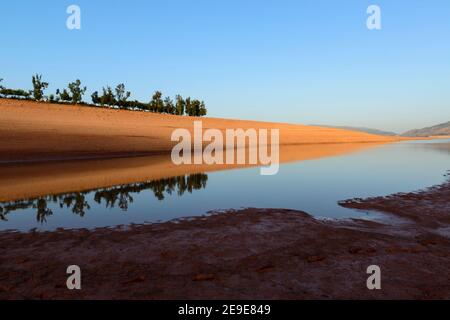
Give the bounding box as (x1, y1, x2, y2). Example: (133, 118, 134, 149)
(0, 178, 449, 300)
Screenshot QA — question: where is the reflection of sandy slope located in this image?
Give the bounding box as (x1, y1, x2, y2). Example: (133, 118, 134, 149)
(0, 143, 387, 202)
(414, 142, 450, 155)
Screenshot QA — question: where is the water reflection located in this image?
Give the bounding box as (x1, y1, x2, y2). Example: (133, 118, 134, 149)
(0, 173, 208, 223)
(0, 143, 384, 203)
(1, 140, 449, 231)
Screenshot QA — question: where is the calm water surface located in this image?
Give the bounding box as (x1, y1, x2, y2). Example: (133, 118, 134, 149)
(1, 139, 449, 231)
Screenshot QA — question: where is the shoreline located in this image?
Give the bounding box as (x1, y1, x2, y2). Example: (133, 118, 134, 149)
(339, 171, 450, 230)
(1, 177, 449, 299)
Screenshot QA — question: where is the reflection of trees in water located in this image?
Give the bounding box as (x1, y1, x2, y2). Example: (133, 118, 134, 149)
(0, 173, 208, 223)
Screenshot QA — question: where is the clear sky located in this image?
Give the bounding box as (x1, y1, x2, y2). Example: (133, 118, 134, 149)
(1, 0, 449, 132)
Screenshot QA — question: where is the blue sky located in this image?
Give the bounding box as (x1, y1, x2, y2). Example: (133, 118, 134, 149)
(1, 0, 449, 132)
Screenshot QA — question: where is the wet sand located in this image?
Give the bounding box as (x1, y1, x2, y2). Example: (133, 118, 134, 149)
(339, 171, 450, 231)
(0, 99, 408, 163)
(1, 177, 449, 299)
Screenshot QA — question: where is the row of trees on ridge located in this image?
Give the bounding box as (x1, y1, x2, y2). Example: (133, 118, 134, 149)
(0, 75, 207, 116)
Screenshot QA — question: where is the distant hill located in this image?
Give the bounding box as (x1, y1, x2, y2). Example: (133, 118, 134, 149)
(402, 121, 450, 137)
(311, 125, 398, 136)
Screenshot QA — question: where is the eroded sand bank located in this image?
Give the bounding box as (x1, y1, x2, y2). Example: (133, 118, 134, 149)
(0, 99, 407, 163)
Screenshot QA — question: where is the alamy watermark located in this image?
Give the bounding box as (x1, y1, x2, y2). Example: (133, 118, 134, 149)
(366, 265, 381, 290)
(171, 121, 280, 175)
(63, 263, 381, 291)
(65, 4, 381, 31)
(63, 4, 382, 176)
(66, 265, 81, 290)
(66, 5, 81, 30)
(367, 5, 382, 30)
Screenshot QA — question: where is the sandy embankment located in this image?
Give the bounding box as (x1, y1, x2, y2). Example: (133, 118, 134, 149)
(0, 99, 407, 163)
(0, 178, 449, 299)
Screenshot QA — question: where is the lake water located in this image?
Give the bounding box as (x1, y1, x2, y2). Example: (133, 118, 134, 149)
(1, 139, 449, 231)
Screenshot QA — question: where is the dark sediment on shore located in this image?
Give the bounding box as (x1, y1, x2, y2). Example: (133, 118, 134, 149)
(339, 175, 450, 230)
(1, 179, 449, 299)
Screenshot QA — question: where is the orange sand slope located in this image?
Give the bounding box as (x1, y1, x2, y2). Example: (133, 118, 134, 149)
(0, 99, 407, 163)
